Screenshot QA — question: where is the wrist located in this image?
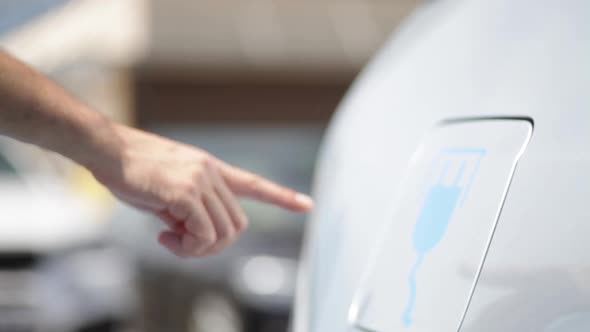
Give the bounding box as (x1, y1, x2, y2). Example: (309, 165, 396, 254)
(68, 111, 127, 177)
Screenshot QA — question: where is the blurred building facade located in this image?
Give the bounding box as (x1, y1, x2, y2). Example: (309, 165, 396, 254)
(136, 0, 418, 126)
(1, 0, 419, 125)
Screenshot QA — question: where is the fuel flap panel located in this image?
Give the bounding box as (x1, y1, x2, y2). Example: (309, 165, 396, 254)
(349, 119, 532, 332)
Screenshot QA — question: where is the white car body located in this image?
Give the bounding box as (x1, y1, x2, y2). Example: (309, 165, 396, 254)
(293, 0, 590, 331)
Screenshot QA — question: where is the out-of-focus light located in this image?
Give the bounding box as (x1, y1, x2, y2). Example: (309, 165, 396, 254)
(0, 0, 148, 71)
(60, 248, 134, 292)
(241, 256, 286, 296)
(190, 292, 241, 332)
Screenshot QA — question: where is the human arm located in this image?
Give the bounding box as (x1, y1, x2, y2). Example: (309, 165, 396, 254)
(0, 50, 313, 257)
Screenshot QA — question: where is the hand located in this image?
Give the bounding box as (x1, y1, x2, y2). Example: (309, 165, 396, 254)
(91, 125, 313, 257)
(0, 50, 312, 256)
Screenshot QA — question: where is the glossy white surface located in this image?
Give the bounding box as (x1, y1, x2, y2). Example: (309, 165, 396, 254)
(292, 0, 590, 331)
(351, 120, 531, 331)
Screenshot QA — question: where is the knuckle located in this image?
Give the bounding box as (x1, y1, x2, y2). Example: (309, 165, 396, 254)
(181, 234, 197, 252)
(215, 230, 232, 244)
(235, 215, 249, 232)
(170, 198, 189, 217)
(184, 221, 198, 236)
(247, 175, 261, 188)
(191, 168, 206, 184)
(201, 154, 214, 168)
(200, 232, 217, 247)
(193, 172, 214, 191)
(185, 182, 201, 197)
(224, 228, 237, 241)
(201, 190, 216, 202)
(246, 176, 263, 197)
(174, 181, 195, 197)
(169, 200, 189, 219)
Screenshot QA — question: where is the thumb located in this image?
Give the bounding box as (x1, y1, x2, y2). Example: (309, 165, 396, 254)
(218, 162, 313, 212)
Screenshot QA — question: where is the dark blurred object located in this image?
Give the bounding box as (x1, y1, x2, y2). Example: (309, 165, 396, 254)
(133, 67, 350, 126)
(109, 126, 322, 332)
(0, 141, 137, 332)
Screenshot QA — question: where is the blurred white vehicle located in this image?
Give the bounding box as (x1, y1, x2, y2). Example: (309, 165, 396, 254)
(293, 0, 590, 331)
(0, 139, 136, 332)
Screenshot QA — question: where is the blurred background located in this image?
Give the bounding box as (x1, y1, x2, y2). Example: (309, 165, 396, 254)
(0, 1, 418, 331)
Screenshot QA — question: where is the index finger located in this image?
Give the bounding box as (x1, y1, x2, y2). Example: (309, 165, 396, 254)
(219, 163, 313, 212)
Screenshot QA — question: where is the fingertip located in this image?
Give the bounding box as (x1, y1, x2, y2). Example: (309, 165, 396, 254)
(223, 165, 314, 212)
(294, 193, 314, 211)
(181, 233, 202, 253)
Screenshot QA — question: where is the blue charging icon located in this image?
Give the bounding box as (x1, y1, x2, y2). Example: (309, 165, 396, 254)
(402, 148, 486, 327)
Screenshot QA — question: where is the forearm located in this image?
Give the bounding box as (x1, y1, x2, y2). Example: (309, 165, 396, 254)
(0, 50, 123, 172)
(0, 52, 313, 258)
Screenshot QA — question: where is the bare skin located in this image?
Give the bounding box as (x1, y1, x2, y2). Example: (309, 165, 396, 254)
(0, 50, 313, 257)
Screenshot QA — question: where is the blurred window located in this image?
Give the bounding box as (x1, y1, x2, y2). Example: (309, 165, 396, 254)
(0, 0, 68, 35)
(0, 152, 17, 174)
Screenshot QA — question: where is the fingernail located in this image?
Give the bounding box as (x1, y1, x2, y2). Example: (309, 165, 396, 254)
(295, 193, 314, 209)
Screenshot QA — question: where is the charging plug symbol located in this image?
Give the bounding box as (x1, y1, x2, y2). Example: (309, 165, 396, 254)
(402, 148, 485, 327)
